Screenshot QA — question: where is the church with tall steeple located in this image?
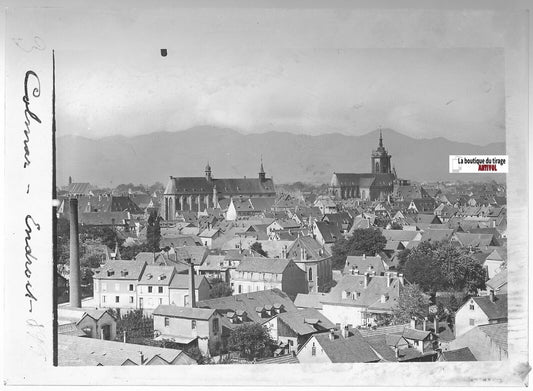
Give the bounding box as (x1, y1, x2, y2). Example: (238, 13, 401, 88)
(328, 130, 397, 201)
(162, 160, 275, 220)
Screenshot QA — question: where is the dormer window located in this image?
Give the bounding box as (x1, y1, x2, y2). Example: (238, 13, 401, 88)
(107, 270, 115, 277)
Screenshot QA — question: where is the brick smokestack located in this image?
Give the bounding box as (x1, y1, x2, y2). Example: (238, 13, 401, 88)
(188, 258, 196, 308)
(69, 198, 81, 308)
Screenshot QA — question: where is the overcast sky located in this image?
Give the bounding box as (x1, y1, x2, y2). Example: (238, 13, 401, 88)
(52, 7, 505, 145)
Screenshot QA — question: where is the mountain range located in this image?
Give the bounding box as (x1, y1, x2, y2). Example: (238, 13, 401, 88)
(57, 127, 505, 187)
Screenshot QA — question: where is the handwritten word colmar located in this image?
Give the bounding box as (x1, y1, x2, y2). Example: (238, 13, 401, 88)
(23, 71, 41, 168)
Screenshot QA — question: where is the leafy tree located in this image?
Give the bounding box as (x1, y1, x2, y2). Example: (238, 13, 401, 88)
(331, 228, 387, 269)
(115, 309, 154, 344)
(402, 240, 486, 295)
(209, 278, 233, 298)
(250, 242, 268, 257)
(227, 323, 276, 361)
(320, 280, 337, 293)
(146, 211, 162, 252)
(396, 248, 411, 272)
(390, 222, 403, 230)
(392, 283, 430, 324)
(120, 243, 154, 260)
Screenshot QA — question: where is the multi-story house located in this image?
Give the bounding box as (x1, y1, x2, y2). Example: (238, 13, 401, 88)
(93, 260, 147, 310)
(232, 257, 308, 299)
(169, 274, 211, 307)
(454, 292, 507, 337)
(285, 236, 333, 293)
(137, 265, 177, 311)
(153, 305, 222, 356)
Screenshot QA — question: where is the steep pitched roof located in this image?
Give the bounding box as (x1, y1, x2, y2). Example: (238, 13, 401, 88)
(293, 293, 326, 310)
(93, 260, 146, 280)
(276, 308, 335, 336)
(198, 288, 297, 325)
(286, 236, 330, 261)
(477, 322, 507, 352)
(169, 273, 206, 290)
(236, 257, 291, 274)
(312, 328, 381, 363)
(472, 294, 507, 320)
(138, 265, 175, 285)
(314, 221, 342, 243)
(440, 347, 477, 361)
(343, 255, 386, 276)
(486, 269, 507, 293)
(58, 334, 196, 366)
(153, 304, 216, 320)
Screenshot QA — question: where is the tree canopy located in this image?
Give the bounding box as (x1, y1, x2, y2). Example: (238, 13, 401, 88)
(331, 228, 387, 269)
(146, 211, 161, 252)
(227, 323, 276, 361)
(209, 278, 233, 299)
(401, 240, 486, 295)
(392, 283, 430, 324)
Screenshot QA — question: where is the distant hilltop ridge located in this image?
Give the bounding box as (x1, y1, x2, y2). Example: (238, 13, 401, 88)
(57, 126, 505, 187)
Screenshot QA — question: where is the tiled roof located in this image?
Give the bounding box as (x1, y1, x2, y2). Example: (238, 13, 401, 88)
(477, 322, 507, 352)
(472, 294, 507, 320)
(79, 211, 131, 226)
(343, 255, 386, 276)
(420, 229, 454, 243)
(68, 183, 92, 195)
(197, 288, 297, 325)
(380, 229, 419, 242)
(314, 221, 342, 243)
(293, 293, 326, 310)
(58, 335, 196, 366)
(138, 265, 176, 285)
(454, 233, 495, 247)
(173, 246, 208, 266)
(198, 255, 227, 271)
(169, 273, 206, 289)
(440, 347, 477, 361)
(486, 269, 507, 293)
(256, 354, 299, 364)
(93, 260, 146, 280)
(313, 328, 381, 363)
(236, 257, 291, 274)
(276, 308, 335, 336)
(153, 304, 215, 320)
(287, 236, 330, 261)
(164, 176, 275, 195)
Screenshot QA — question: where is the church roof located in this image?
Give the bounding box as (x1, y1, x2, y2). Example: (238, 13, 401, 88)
(164, 176, 275, 195)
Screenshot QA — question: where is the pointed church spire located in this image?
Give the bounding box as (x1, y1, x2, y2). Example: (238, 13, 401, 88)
(379, 127, 383, 148)
(259, 155, 266, 181)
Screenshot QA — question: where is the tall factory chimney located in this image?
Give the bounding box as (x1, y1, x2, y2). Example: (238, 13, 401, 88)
(188, 258, 196, 308)
(69, 198, 81, 307)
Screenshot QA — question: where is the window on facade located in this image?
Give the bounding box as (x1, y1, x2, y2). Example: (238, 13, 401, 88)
(184, 295, 189, 306)
(164, 317, 169, 327)
(238, 285, 242, 294)
(148, 286, 152, 293)
(469, 319, 475, 326)
(102, 295, 106, 303)
(311, 343, 316, 356)
(129, 296, 134, 303)
(159, 298, 163, 304)
(191, 320, 196, 330)
(158, 286, 163, 294)
(129, 284, 134, 291)
(469, 304, 475, 310)
(308, 268, 313, 281)
(213, 318, 219, 334)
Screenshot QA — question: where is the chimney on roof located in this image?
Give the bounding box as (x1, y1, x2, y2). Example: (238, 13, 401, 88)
(398, 273, 404, 285)
(139, 351, 145, 365)
(342, 325, 349, 338)
(489, 289, 495, 303)
(434, 316, 439, 335)
(69, 198, 81, 308)
(364, 272, 369, 288)
(394, 345, 399, 358)
(281, 245, 287, 259)
(188, 258, 196, 308)
(362, 253, 366, 260)
(386, 272, 391, 287)
(329, 329, 335, 341)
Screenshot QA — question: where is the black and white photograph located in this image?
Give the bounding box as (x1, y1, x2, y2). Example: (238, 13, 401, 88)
(2, 0, 531, 388)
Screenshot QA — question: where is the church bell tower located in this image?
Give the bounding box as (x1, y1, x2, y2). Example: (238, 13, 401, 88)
(371, 129, 392, 174)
